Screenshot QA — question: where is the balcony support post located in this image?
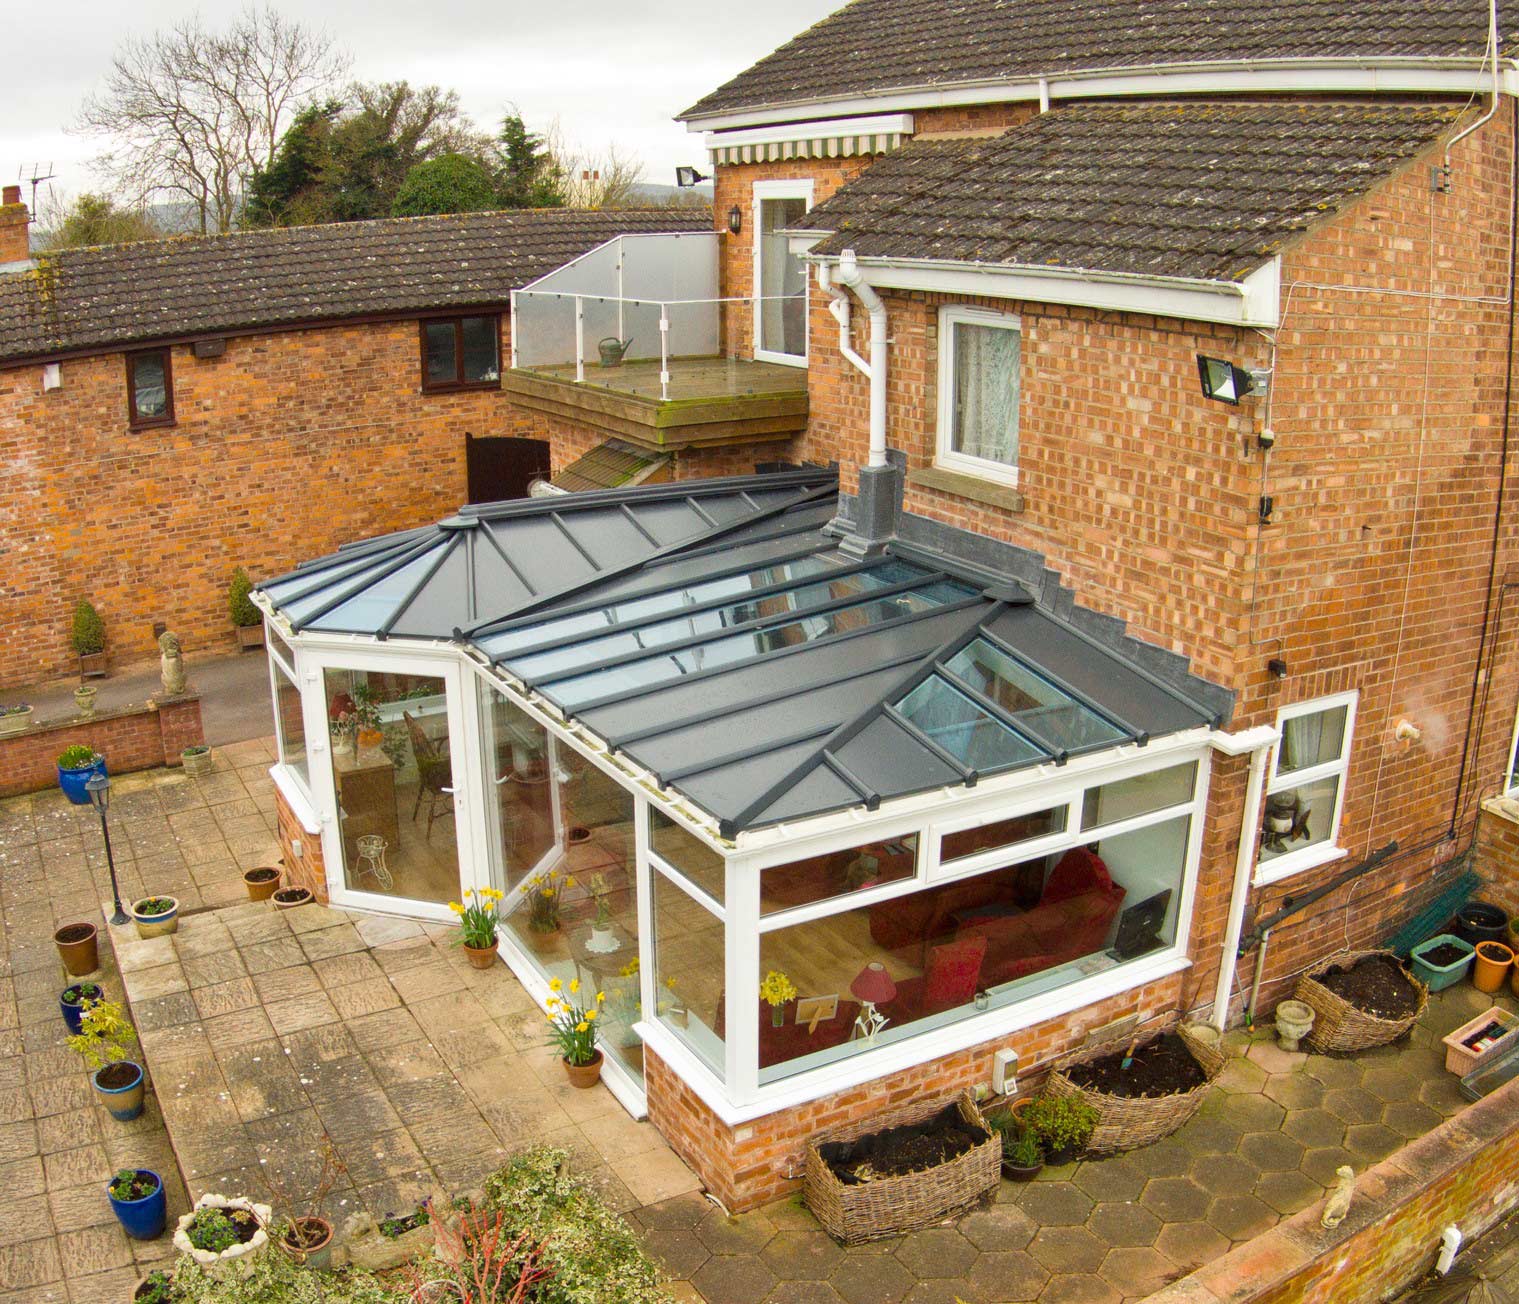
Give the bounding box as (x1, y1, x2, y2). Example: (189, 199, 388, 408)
(575, 297, 585, 384)
(660, 308, 671, 401)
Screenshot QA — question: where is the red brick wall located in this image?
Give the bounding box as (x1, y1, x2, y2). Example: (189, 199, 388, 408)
(273, 782, 329, 904)
(0, 693, 204, 797)
(1474, 805, 1519, 920)
(0, 315, 551, 688)
(543, 411, 787, 482)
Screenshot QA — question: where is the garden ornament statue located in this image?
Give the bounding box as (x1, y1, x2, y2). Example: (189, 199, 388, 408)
(159, 632, 186, 696)
(1321, 1165, 1356, 1228)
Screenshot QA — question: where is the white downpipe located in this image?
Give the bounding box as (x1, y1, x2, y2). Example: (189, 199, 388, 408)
(833, 249, 890, 469)
(1436, 1225, 1463, 1275)
(1211, 724, 1279, 1031)
(817, 263, 870, 376)
(1447, 0, 1501, 159)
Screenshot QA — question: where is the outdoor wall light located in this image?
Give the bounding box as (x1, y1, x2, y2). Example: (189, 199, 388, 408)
(726, 205, 743, 235)
(675, 166, 709, 188)
(1197, 355, 1271, 405)
(1267, 657, 1289, 680)
(86, 772, 130, 925)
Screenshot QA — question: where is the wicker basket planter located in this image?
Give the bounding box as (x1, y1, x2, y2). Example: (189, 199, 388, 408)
(1294, 949, 1428, 1054)
(1044, 1024, 1227, 1155)
(804, 1091, 999, 1245)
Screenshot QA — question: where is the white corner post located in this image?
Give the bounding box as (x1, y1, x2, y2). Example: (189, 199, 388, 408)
(574, 297, 585, 384)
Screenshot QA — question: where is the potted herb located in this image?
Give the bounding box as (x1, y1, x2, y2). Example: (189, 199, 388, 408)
(0, 702, 32, 736)
(995, 1119, 1044, 1182)
(173, 1195, 272, 1267)
(59, 980, 103, 1034)
(72, 598, 108, 677)
(56, 745, 106, 805)
(449, 886, 505, 969)
(181, 743, 214, 777)
(260, 1139, 345, 1272)
(273, 886, 313, 910)
(243, 866, 282, 901)
(108, 1169, 167, 1240)
(130, 896, 179, 938)
(1019, 1095, 1099, 1166)
(545, 977, 605, 1087)
(67, 996, 145, 1120)
(53, 920, 99, 975)
(229, 568, 264, 650)
(133, 1268, 175, 1301)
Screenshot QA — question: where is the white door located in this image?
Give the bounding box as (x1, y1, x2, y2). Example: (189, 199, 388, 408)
(753, 181, 812, 366)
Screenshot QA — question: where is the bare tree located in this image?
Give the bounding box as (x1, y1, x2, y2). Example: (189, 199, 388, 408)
(75, 7, 348, 233)
(543, 122, 645, 209)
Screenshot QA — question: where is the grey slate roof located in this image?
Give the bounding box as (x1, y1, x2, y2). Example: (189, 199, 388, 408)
(0, 208, 711, 365)
(682, 0, 1507, 120)
(262, 470, 1225, 836)
(793, 102, 1460, 281)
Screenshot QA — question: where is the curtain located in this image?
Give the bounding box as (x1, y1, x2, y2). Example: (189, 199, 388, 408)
(1280, 706, 1343, 774)
(953, 322, 1020, 466)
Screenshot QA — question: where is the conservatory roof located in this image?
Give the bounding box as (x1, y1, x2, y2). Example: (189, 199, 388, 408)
(261, 471, 1224, 836)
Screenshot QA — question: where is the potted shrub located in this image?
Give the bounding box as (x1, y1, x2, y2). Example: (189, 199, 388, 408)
(1019, 1095, 1100, 1166)
(449, 886, 505, 969)
(59, 980, 103, 1034)
(272, 886, 313, 910)
(108, 1169, 167, 1240)
(181, 744, 214, 777)
(72, 598, 108, 677)
(131, 896, 179, 938)
(56, 745, 106, 806)
(173, 1194, 272, 1267)
(242, 866, 282, 902)
(260, 1138, 345, 1273)
(53, 921, 99, 975)
(67, 996, 145, 1121)
(0, 702, 32, 735)
(544, 977, 605, 1087)
(133, 1268, 175, 1302)
(229, 568, 264, 650)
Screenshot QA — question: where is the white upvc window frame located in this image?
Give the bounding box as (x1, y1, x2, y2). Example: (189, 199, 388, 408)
(1254, 690, 1358, 886)
(751, 178, 813, 367)
(935, 304, 1023, 488)
(1505, 706, 1519, 796)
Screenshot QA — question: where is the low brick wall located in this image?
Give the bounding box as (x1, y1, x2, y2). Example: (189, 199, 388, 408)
(1474, 801, 1519, 921)
(1145, 1075, 1519, 1304)
(273, 782, 329, 903)
(0, 694, 204, 797)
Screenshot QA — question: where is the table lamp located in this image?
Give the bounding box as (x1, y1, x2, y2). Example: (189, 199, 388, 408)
(851, 961, 896, 1043)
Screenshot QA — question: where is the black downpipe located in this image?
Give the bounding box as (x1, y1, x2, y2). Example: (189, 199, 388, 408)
(1237, 841, 1400, 954)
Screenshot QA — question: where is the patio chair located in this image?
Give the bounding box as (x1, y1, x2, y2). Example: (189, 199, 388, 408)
(404, 711, 453, 837)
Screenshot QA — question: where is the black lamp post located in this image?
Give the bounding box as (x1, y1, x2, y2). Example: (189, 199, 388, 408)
(86, 772, 129, 925)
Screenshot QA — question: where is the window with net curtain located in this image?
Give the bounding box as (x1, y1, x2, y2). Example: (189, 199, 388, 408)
(938, 308, 1021, 482)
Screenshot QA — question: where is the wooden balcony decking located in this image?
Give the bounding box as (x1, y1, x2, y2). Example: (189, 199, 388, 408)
(504, 356, 809, 451)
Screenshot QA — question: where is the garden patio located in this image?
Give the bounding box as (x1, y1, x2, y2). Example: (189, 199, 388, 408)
(2, 744, 1515, 1302)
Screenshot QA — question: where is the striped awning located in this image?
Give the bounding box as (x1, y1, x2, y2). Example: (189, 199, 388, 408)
(709, 131, 908, 166)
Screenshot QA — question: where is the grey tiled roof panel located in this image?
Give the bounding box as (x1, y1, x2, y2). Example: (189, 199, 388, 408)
(683, 0, 1507, 119)
(795, 102, 1459, 280)
(0, 208, 711, 364)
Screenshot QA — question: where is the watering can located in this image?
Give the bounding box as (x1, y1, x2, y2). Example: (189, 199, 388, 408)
(598, 336, 634, 367)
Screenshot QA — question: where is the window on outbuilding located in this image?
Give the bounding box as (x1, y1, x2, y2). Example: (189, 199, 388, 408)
(936, 306, 1020, 485)
(420, 314, 501, 392)
(1257, 693, 1356, 882)
(126, 348, 174, 428)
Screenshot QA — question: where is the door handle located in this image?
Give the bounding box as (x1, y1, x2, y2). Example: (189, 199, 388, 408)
(442, 786, 456, 795)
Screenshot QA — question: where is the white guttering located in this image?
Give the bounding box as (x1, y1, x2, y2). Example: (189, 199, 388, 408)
(1448, 0, 1502, 159)
(685, 58, 1518, 132)
(824, 251, 890, 468)
(1207, 724, 1280, 1031)
(808, 251, 1283, 331)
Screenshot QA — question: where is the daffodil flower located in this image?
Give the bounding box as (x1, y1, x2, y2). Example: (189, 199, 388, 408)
(576, 1021, 589, 1033)
(569, 978, 580, 995)
(549, 978, 563, 992)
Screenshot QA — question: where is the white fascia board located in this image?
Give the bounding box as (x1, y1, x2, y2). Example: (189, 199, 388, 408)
(806, 254, 1281, 329)
(703, 113, 915, 152)
(684, 58, 1512, 132)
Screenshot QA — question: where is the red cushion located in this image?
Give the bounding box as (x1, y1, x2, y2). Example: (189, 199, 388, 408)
(1042, 847, 1113, 904)
(922, 935, 987, 1013)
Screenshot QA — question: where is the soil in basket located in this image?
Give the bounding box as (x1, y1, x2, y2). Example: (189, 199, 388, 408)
(1422, 942, 1468, 968)
(1064, 1032, 1206, 1098)
(819, 1103, 988, 1184)
(1317, 954, 1420, 1020)
(97, 1062, 139, 1089)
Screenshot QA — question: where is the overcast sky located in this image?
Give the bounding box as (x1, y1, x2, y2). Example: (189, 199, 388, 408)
(2, 0, 839, 210)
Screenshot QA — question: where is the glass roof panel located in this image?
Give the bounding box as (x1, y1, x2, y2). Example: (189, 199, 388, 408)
(944, 639, 1126, 752)
(544, 580, 976, 709)
(896, 676, 1043, 771)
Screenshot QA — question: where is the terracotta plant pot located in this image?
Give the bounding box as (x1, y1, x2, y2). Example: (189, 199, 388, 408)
(130, 897, 179, 938)
(273, 887, 313, 910)
(462, 941, 497, 970)
(242, 866, 282, 902)
(280, 1215, 334, 1271)
(54, 921, 99, 976)
(1473, 941, 1514, 994)
(567, 825, 592, 845)
(562, 1050, 603, 1089)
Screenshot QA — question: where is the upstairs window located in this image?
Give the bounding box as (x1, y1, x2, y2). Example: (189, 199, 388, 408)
(126, 348, 174, 428)
(936, 306, 1021, 486)
(421, 314, 500, 392)
(1505, 709, 1519, 795)
(1258, 692, 1356, 882)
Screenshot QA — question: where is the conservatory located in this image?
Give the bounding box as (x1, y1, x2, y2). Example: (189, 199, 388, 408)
(257, 469, 1233, 1125)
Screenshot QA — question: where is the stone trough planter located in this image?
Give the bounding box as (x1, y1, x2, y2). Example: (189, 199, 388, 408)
(173, 1194, 272, 1269)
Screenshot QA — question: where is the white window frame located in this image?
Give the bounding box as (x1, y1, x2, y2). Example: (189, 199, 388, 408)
(1505, 706, 1519, 796)
(1255, 690, 1357, 885)
(751, 179, 813, 367)
(935, 304, 1022, 488)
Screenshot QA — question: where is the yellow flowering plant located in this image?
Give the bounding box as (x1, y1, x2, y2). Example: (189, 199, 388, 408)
(449, 886, 506, 949)
(758, 971, 797, 1008)
(521, 866, 571, 932)
(543, 977, 606, 1066)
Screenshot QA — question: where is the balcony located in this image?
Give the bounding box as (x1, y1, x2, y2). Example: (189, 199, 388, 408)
(506, 232, 809, 453)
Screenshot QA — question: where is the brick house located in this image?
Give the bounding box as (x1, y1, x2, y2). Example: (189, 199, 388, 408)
(0, 201, 709, 686)
(187, 0, 1519, 1211)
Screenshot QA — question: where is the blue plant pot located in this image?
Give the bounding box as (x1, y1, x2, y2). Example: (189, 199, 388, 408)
(58, 755, 107, 806)
(108, 1169, 166, 1240)
(94, 1061, 145, 1121)
(59, 983, 102, 1034)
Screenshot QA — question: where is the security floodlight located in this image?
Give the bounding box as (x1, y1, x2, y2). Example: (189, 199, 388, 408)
(675, 166, 709, 188)
(1198, 356, 1272, 405)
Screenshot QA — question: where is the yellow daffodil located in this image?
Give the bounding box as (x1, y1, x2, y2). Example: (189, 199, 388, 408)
(585, 1009, 597, 1022)
(448, 902, 464, 915)
(568, 978, 580, 994)
(596, 991, 606, 1003)
(549, 978, 562, 992)
(575, 1021, 589, 1033)
(565, 876, 576, 888)
(542, 888, 555, 899)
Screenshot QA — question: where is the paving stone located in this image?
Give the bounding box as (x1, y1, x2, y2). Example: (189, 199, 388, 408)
(1207, 1193, 1276, 1242)
(1086, 1200, 1162, 1248)
(1070, 1154, 1147, 1203)
(1321, 1086, 1384, 1125)
(1139, 1177, 1211, 1224)
(180, 951, 246, 988)
(0, 1235, 64, 1288)
(1259, 1072, 1323, 1111)
(1360, 1066, 1420, 1103)
(697, 1209, 779, 1257)
(1281, 1108, 1345, 1149)
(888, 1228, 976, 1281)
(1190, 1153, 1260, 1199)
(1040, 1272, 1122, 1303)
(251, 965, 322, 1004)
(964, 1249, 1048, 1301)
(1380, 1099, 1443, 1139)
(829, 1251, 917, 1304)
(761, 1229, 854, 1281)
(263, 991, 340, 1035)
(1214, 1093, 1285, 1133)
(298, 924, 368, 962)
(191, 977, 260, 1020)
(1253, 1168, 1323, 1217)
(0, 1197, 54, 1248)
(55, 1223, 134, 1275)
(897, 1281, 973, 1304)
(1154, 1219, 1231, 1270)
(1214, 1055, 1269, 1093)
(647, 1227, 714, 1279)
(958, 1202, 1037, 1252)
(1244, 1040, 1308, 1076)
(694, 1255, 778, 1304)
(636, 1191, 713, 1231)
(1238, 1131, 1305, 1172)
(1014, 1181, 1094, 1226)
(1342, 1122, 1403, 1164)
(1098, 1245, 1176, 1296)
(1303, 1057, 1363, 1090)
(1028, 1225, 1106, 1274)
